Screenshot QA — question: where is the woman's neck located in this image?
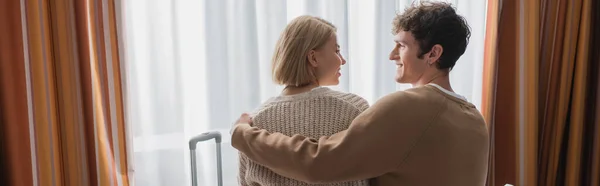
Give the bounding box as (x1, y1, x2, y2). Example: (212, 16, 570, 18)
(281, 83, 319, 96)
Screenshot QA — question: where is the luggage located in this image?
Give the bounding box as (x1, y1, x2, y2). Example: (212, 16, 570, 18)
(189, 131, 223, 186)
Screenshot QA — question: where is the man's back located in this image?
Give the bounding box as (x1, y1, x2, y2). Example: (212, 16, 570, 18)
(371, 84, 489, 185)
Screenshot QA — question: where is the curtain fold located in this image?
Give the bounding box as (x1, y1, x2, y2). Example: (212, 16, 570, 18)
(482, 0, 539, 184)
(564, 0, 592, 184)
(583, 1, 600, 185)
(482, 0, 499, 184)
(0, 0, 35, 185)
(483, 0, 599, 185)
(0, 0, 130, 185)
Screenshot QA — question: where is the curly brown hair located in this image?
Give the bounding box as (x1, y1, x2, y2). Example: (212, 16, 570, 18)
(392, 1, 471, 70)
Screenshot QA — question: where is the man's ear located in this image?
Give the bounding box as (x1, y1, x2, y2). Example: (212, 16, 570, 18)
(428, 44, 443, 63)
(307, 50, 318, 67)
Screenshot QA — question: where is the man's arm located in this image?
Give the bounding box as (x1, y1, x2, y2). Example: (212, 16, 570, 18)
(231, 91, 441, 184)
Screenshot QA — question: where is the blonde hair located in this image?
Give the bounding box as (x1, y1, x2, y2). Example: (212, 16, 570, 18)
(271, 15, 337, 86)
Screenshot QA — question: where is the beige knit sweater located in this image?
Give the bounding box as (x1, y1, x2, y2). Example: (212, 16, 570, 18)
(238, 87, 370, 186)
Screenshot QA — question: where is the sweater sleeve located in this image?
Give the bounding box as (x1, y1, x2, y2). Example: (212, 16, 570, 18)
(355, 97, 370, 112)
(237, 153, 250, 186)
(230, 91, 443, 184)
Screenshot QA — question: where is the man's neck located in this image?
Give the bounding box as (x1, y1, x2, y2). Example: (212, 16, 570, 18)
(427, 76, 454, 92)
(412, 72, 454, 92)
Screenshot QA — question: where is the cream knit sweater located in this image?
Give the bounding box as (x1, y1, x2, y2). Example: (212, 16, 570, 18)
(238, 87, 370, 186)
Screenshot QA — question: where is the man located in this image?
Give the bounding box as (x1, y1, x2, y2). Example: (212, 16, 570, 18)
(231, 2, 489, 185)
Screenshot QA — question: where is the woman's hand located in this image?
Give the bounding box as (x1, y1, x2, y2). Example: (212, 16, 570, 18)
(235, 113, 253, 126)
(231, 113, 253, 134)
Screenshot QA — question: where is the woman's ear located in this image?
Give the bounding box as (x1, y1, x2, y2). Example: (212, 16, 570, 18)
(307, 50, 318, 67)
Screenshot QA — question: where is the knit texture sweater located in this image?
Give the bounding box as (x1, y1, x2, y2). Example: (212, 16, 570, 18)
(238, 87, 370, 186)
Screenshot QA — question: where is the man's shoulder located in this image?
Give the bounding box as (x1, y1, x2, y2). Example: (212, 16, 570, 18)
(366, 86, 451, 122)
(378, 86, 444, 106)
(392, 86, 487, 126)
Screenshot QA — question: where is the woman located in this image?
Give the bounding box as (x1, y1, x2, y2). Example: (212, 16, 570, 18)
(237, 15, 370, 186)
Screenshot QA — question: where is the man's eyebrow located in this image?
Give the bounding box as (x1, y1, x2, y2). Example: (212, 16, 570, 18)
(395, 39, 409, 45)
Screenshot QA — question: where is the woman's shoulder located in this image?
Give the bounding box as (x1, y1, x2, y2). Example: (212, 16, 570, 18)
(248, 97, 278, 116)
(253, 87, 370, 115)
(320, 88, 370, 112)
(279, 86, 370, 110)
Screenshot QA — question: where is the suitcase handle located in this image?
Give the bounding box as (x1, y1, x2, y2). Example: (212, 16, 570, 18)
(189, 131, 222, 150)
(189, 131, 223, 186)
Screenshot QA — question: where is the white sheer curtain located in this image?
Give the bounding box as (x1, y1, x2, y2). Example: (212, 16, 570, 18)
(121, 0, 487, 185)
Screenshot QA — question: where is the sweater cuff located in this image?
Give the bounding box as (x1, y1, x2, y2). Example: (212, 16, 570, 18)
(231, 123, 252, 142)
(230, 122, 249, 133)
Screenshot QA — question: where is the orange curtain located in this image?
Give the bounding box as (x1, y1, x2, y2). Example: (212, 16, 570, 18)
(483, 0, 599, 185)
(0, 0, 32, 185)
(583, 1, 600, 184)
(0, 0, 130, 185)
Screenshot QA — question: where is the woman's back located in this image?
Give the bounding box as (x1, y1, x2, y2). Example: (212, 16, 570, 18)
(238, 87, 370, 186)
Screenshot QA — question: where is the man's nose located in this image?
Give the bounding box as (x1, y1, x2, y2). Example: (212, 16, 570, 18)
(389, 51, 399, 61)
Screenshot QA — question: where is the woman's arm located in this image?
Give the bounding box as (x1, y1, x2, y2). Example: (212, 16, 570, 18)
(237, 153, 250, 186)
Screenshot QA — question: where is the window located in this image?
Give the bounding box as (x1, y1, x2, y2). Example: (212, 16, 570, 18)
(122, 0, 486, 185)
